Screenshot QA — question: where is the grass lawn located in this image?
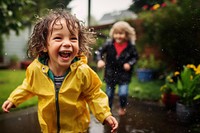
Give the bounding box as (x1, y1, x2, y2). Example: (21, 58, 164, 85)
(98, 70, 163, 101)
(0, 70, 38, 113)
(0, 69, 164, 113)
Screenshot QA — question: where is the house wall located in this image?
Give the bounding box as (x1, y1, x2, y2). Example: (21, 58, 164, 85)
(3, 27, 31, 64)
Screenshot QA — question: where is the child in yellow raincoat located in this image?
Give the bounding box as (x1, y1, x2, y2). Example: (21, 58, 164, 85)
(2, 9, 118, 133)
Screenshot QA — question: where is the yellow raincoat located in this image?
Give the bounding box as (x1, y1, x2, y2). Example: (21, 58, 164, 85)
(7, 54, 111, 133)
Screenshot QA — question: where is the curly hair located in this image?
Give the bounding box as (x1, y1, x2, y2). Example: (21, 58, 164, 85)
(27, 9, 96, 58)
(109, 21, 136, 44)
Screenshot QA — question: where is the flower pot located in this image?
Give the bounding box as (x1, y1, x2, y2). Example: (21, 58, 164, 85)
(176, 102, 196, 123)
(136, 69, 154, 82)
(161, 93, 179, 110)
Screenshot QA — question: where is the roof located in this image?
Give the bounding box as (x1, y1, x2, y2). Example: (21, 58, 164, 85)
(99, 10, 137, 25)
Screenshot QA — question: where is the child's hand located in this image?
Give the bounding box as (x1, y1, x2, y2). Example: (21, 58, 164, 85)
(97, 60, 105, 68)
(104, 115, 118, 133)
(123, 63, 131, 71)
(2, 100, 14, 113)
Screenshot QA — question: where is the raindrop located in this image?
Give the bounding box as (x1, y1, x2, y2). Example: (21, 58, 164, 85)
(128, 117, 133, 121)
(18, 117, 22, 121)
(94, 51, 99, 54)
(194, 49, 200, 52)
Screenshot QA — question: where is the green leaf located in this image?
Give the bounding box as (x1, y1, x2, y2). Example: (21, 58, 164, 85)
(194, 94, 200, 100)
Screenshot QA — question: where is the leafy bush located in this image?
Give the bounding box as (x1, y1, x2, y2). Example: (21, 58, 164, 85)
(138, 0, 200, 69)
(136, 54, 161, 70)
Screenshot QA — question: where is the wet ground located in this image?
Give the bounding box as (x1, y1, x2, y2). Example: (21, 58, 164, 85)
(0, 97, 199, 133)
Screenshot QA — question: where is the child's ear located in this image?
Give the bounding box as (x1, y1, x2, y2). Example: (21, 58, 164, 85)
(43, 47, 48, 52)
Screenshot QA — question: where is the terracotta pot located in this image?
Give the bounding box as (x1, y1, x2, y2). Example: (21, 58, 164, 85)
(161, 93, 179, 109)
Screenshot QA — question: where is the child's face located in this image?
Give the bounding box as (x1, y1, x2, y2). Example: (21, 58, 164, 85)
(113, 30, 127, 44)
(46, 19, 79, 70)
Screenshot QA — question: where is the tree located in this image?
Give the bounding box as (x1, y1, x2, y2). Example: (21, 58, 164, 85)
(0, 0, 72, 35)
(0, 0, 35, 35)
(0, 0, 35, 58)
(0, 0, 72, 59)
(129, 0, 164, 13)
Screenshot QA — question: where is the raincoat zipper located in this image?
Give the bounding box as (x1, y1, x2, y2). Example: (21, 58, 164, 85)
(40, 57, 71, 132)
(52, 73, 69, 133)
(55, 87, 60, 133)
(47, 70, 61, 133)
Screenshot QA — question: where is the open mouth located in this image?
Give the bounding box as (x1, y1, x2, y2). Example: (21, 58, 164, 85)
(59, 51, 71, 58)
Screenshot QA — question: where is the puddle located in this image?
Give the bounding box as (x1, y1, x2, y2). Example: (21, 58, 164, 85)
(90, 98, 199, 133)
(0, 106, 40, 133)
(0, 98, 199, 133)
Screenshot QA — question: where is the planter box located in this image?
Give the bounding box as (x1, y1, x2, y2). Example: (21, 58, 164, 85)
(136, 69, 155, 82)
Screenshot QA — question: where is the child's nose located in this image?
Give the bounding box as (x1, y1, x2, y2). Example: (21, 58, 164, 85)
(62, 39, 72, 47)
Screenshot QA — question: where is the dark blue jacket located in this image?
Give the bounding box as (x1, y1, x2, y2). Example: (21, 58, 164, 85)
(96, 39, 138, 86)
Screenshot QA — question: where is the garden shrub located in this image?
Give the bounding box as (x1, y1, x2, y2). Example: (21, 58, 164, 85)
(138, 0, 200, 70)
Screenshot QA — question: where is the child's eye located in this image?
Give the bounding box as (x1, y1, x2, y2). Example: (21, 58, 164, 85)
(71, 37, 78, 41)
(54, 37, 62, 40)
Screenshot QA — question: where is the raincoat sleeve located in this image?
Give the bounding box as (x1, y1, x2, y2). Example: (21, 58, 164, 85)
(95, 40, 110, 61)
(7, 66, 35, 107)
(128, 45, 138, 66)
(82, 66, 112, 123)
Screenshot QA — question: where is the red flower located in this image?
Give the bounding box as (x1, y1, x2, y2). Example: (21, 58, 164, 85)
(142, 5, 148, 10)
(161, 2, 167, 7)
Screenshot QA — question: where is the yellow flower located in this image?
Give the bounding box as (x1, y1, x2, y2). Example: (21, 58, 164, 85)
(174, 71, 180, 76)
(152, 4, 160, 10)
(161, 64, 200, 105)
(169, 78, 173, 83)
(160, 85, 165, 91)
(195, 64, 200, 74)
(186, 64, 196, 71)
(166, 76, 171, 81)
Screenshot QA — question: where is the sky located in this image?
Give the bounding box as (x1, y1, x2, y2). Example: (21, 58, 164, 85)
(68, 0, 132, 22)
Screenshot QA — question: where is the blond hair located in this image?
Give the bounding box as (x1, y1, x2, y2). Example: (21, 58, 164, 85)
(109, 21, 136, 44)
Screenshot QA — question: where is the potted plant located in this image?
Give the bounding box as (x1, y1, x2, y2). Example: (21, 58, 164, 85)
(162, 64, 200, 123)
(136, 54, 161, 82)
(160, 85, 179, 110)
(160, 74, 179, 110)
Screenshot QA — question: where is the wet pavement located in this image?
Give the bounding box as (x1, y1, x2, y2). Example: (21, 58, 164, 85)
(0, 97, 199, 133)
(0, 106, 40, 133)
